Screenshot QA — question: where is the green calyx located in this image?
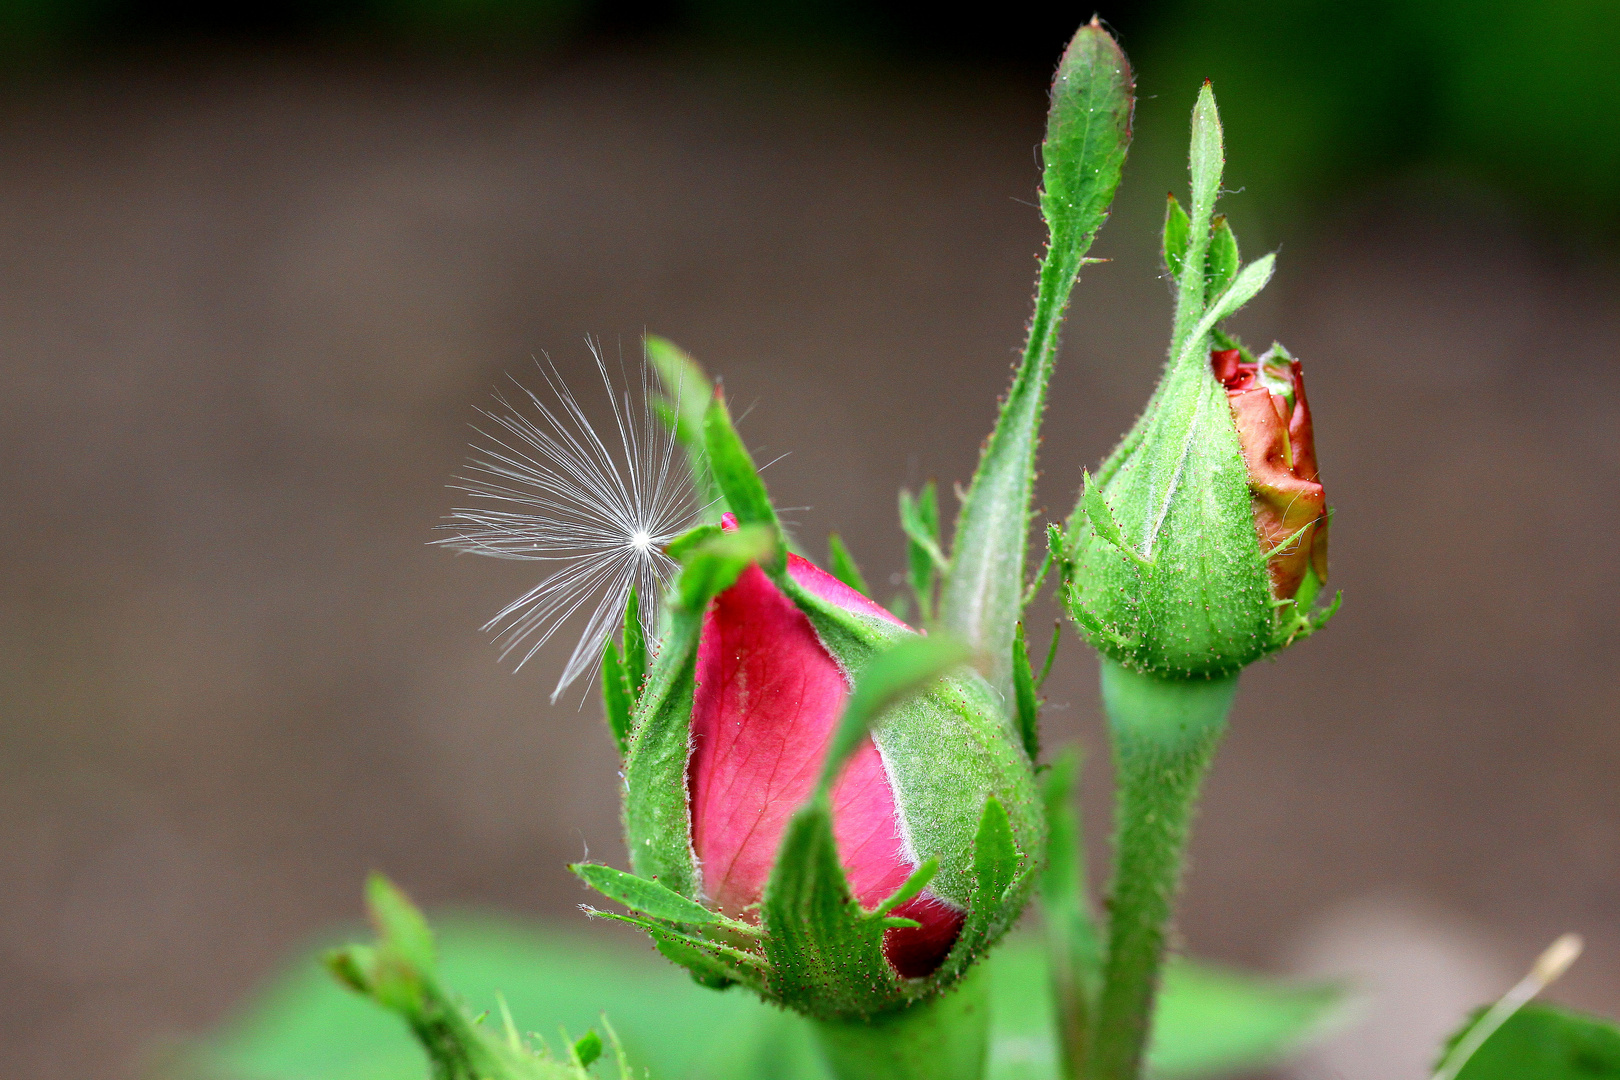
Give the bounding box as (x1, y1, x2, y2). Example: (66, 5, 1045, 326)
(597, 389, 1042, 1022)
(1060, 83, 1324, 679)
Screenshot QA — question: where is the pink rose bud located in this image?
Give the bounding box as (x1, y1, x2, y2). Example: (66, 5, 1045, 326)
(688, 516, 964, 978)
(1211, 346, 1329, 601)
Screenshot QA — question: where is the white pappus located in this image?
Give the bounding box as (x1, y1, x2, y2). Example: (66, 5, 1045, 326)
(437, 341, 700, 703)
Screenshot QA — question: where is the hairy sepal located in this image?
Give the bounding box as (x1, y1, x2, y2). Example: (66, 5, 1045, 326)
(621, 526, 776, 900)
(782, 575, 1042, 913)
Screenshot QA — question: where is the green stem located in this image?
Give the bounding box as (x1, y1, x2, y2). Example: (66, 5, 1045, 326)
(1088, 660, 1238, 1080)
(811, 963, 990, 1080)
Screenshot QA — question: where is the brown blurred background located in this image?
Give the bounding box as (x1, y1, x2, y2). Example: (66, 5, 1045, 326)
(1, 3, 1618, 1079)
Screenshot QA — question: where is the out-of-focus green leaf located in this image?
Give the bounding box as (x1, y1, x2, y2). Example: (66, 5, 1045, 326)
(1440, 1002, 1620, 1080)
(899, 482, 943, 621)
(192, 919, 1339, 1080)
(986, 937, 1343, 1080)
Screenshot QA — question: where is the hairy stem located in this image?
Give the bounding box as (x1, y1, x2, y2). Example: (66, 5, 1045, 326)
(810, 964, 990, 1080)
(1088, 660, 1238, 1080)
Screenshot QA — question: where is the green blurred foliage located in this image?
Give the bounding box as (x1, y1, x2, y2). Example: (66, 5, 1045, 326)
(1131, 0, 1620, 228)
(192, 915, 1341, 1080)
(1442, 1001, 1620, 1079)
(3, 1, 1616, 229)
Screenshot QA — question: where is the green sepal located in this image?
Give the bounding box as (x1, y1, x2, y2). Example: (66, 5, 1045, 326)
(650, 930, 745, 991)
(620, 584, 647, 698)
(366, 872, 436, 977)
(782, 575, 1043, 911)
(938, 20, 1132, 704)
(757, 628, 973, 1016)
(927, 795, 1022, 992)
(570, 862, 758, 935)
(1162, 193, 1190, 280)
(663, 521, 720, 562)
(701, 388, 782, 573)
(599, 641, 632, 757)
(869, 856, 941, 920)
(674, 525, 774, 614)
(899, 483, 943, 621)
(827, 532, 871, 597)
(1011, 622, 1040, 762)
(1079, 468, 1153, 569)
(621, 526, 775, 900)
(647, 335, 725, 522)
(760, 794, 900, 1018)
(1205, 215, 1240, 302)
(581, 908, 768, 976)
(817, 633, 973, 793)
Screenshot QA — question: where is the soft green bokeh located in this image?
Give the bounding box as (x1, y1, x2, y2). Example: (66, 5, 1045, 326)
(194, 916, 1340, 1080)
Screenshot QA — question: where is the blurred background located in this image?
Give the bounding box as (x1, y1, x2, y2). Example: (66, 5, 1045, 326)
(2, 2, 1618, 1078)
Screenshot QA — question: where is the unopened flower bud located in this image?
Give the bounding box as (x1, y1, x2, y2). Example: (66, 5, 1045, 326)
(689, 521, 969, 979)
(595, 394, 1043, 1022)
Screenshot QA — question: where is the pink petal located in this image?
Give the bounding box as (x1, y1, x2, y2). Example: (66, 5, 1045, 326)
(687, 525, 962, 976)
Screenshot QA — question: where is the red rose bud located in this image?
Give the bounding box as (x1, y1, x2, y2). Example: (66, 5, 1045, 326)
(601, 389, 1041, 1021)
(689, 521, 965, 978)
(1210, 346, 1329, 601)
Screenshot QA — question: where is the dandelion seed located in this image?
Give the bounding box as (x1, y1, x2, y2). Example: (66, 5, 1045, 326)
(437, 341, 699, 703)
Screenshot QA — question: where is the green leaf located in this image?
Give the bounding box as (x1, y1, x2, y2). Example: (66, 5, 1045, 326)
(1162, 193, 1190, 280)
(701, 388, 780, 567)
(817, 633, 972, 794)
(570, 1030, 602, 1069)
(647, 335, 724, 522)
(826, 532, 871, 597)
(570, 863, 751, 932)
(600, 641, 632, 757)
(365, 874, 435, 976)
(1011, 623, 1040, 762)
(939, 19, 1132, 705)
(900, 483, 944, 621)
(1439, 1002, 1620, 1080)
(1204, 216, 1239, 304)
